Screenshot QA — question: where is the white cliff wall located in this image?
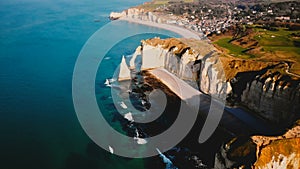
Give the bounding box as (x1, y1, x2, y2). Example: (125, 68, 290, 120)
(200, 55, 231, 98)
(178, 50, 199, 81)
(164, 50, 180, 75)
(109, 11, 126, 20)
(141, 42, 230, 98)
(241, 75, 300, 124)
(141, 44, 166, 69)
(139, 39, 300, 124)
(142, 43, 200, 82)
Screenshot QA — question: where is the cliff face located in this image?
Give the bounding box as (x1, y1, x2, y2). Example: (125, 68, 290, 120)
(240, 69, 300, 124)
(109, 11, 126, 20)
(223, 59, 300, 124)
(142, 38, 199, 81)
(135, 37, 300, 168)
(141, 38, 230, 96)
(138, 37, 300, 125)
(215, 121, 300, 169)
(109, 8, 162, 23)
(253, 138, 300, 169)
(199, 54, 231, 98)
(252, 121, 300, 169)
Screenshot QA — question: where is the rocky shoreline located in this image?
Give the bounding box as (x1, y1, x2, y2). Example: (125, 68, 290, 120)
(110, 2, 300, 168)
(119, 70, 232, 168)
(116, 68, 299, 169)
(124, 37, 300, 168)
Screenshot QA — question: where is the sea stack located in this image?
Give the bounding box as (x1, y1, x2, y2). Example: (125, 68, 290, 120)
(118, 55, 131, 81)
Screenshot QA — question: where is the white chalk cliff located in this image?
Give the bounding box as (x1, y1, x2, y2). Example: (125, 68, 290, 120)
(109, 11, 126, 20)
(137, 37, 300, 125)
(140, 38, 230, 98)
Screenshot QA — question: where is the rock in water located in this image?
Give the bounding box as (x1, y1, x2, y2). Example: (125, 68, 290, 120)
(118, 55, 131, 81)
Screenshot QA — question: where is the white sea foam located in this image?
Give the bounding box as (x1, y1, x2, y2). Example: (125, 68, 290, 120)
(120, 101, 128, 109)
(108, 146, 114, 154)
(156, 148, 178, 169)
(124, 112, 134, 122)
(134, 137, 148, 144)
(109, 78, 116, 83)
(141, 99, 147, 106)
(104, 78, 117, 87)
(104, 79, 111, 87)
(134, 129, 147, 145)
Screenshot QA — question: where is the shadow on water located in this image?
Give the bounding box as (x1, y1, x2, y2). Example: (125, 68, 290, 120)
(63, 152, 99, 169)
(63, 142, 108, 169)
(63, 142, 137, 169)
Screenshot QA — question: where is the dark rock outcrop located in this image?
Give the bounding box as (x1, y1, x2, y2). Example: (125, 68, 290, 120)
(215, 121, 300, 168)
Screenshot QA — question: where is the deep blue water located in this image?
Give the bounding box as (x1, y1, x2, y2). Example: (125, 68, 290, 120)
(0, 0, 179, 169)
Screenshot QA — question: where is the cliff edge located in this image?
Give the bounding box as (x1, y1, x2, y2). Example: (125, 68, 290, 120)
(139, 37, 300, 126)
(215, 121, 300, 169)
(130, 37, 300, 168)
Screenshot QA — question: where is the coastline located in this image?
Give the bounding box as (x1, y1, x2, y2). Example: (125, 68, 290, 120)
(111, 3, 300, 168)
(119, 17, 202, 40)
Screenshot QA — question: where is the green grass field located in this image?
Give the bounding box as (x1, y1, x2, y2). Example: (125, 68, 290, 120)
(214, 38, 254, 59)
(214, 27, 300, 74)
(214, 27, 300, 59)
(253, 28, 300, 57)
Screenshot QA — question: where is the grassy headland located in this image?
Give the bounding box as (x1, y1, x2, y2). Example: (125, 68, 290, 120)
(210, 26, 300, 75)
(130, 0, 300, 75)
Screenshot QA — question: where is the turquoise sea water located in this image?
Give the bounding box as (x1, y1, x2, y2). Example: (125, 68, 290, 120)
(0, 0, 180, 169)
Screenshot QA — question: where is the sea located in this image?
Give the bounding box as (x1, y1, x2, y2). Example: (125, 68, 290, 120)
(0, 0, 182, 169)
